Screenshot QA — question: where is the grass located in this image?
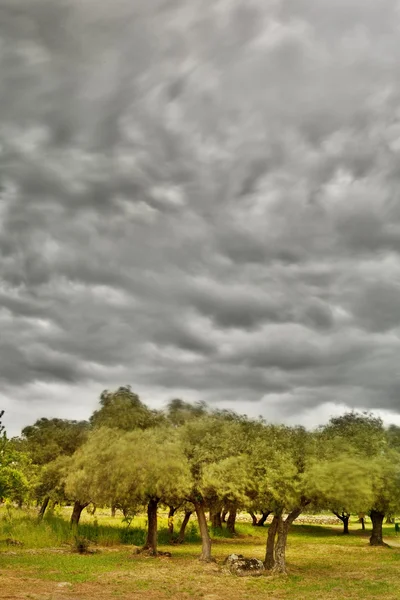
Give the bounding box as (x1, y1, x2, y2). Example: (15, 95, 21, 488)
(0, 507, 399, 599)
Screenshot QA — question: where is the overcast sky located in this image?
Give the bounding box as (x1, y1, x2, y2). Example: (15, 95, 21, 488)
(2, 0, 400, 436)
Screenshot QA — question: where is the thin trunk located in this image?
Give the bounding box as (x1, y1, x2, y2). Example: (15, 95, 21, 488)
(333, 511, 350, 535)
(111, 504, 116, 518)
(264, 514, 279, 569)
(257, 511, 271, 527)
(70, 501, 89, 528)
(38, 496, 50, 521)
(226, 506, 237, 534)
(272, 505, 304, 574)
(342, 517, 349, 535)
(385, 514, 394, 524)
(249, 511, 258, 526)
(168, 505, 176, 540)
(369, 510, 385, 546)
(177, 511, 192, 543)
(194, 499, 212, 561)
(143, 498, 158, 555)
(360, 517, 365, 531)
(211, 509, 222, 529)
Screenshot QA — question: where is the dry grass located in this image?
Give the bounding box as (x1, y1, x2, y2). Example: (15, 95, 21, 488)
(0, 509, 399, 600)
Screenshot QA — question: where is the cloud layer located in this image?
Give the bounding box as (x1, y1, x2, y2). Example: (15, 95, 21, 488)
(2, 0, 400, 434)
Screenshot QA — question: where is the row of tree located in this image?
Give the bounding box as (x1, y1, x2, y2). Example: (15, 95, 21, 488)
(1, 389, 400, 574)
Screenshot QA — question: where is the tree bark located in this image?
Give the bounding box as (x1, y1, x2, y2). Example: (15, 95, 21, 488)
(226, 506, 237, 534)
(249, 511, 258, 526)
(70, 500, 89, 528)
(273, 516, 288, 574)
(168, 505, 176, 540)
(194, 499, 212, 561)
(257, 511, 271, 527)
(143, 498, 158, 555)
(177, 511, 192, 543)
(264, 514, 279, 570)
(333, 511, 350, 535)
(210, 509, 222, 529)
(369, 510, 386, 546)
(272, 505, 305, 574)
(38, 496, 50, 521)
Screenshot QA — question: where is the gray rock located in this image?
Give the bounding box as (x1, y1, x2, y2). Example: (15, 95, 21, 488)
(224, 553, 265, 577)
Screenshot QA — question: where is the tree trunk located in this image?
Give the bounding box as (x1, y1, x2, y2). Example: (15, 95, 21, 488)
(333, 511, 350, 535)
(111, 504, 116, 518)
(264, 514, 279, 569)
(249, 511, 258, 526)
(257, 511, 271, 527)
(273, 516, 288, 574)
(221, 509, 228, 523)
(38, 496, 50, 521)
(168, 505, 176, 540)
(194, 499, 212, 561)
(177, 511, 192, 543)
(272, 505, 305, 574)
(360, 517, 365, 530)
(143, 498, 158, 555)
(210, 509, 222, 529)
(385, 514, 394, 524)
(369, 510, 385, 546)
(342, 516, 349, 535)
(70, 501, 89, 528)
(226, 506, 237, 534)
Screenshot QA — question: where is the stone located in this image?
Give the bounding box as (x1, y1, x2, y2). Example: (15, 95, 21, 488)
(223, 553, 265, 577)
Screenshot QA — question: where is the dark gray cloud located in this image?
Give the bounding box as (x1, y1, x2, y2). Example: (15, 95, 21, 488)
(2, 0, 400, 435)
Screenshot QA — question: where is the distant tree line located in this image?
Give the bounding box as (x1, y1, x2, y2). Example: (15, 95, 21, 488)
(1, 389, 400, 574)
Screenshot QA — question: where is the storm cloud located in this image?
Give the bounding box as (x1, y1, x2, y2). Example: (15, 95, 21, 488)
(2, 0, 400, 435)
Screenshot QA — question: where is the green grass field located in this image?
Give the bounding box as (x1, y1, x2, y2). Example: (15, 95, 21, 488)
(0, 507, 399, 599)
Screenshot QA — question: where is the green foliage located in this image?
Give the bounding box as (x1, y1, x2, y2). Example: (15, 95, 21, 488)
(304, 453, 375, 514)
(166, 399, 208, 425)
(320, 411, 386, 457)
(90, 386, 163, 431)
(65, 426, 191, 510)
(319, 412, 400, 517)
(20, 418, 90, 465)
(0, 414, 30, 504)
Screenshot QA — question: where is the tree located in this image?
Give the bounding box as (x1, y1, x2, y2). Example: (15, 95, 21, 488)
(246, 424, 317, 574)
(21, 418, 90, 465)
(367, 451, 400, 545)
(305, 450, 375, 535)
(19, 417, 90, 518)
(178, 415, 249, 561)
(65, 426, 190, 551)
(166, 399, 208, 426)
(90, 386, 162, 431)
(0, 412, 30, 505)
(64, 427, 125, 527)
(320, 412, 400, 546)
